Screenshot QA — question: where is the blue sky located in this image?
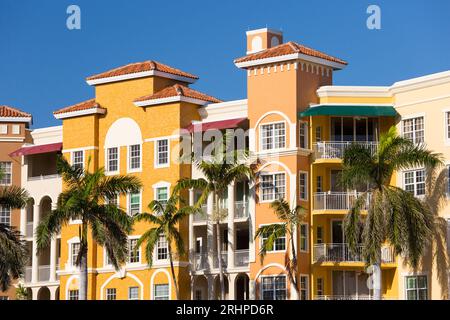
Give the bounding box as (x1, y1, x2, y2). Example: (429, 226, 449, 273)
(1, 0, 449, 128)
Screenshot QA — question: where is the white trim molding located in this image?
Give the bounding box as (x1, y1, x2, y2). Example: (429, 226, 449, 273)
(134, 95, 211, 107)
(54, 108, 106, 120)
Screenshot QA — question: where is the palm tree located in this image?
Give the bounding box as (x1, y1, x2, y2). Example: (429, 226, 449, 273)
(134, 191, 199, 300)
(175, 149, 254, 300)
(341, 126, 442, 300)
(36, 156, 142, 300)
(254, 199, 306, 299)
(0, 168, 28, 292)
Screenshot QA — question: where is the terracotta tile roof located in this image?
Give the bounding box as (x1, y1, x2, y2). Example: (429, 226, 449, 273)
(134, 84, 222, 104)
(53, 99, 102, 115)
(234, 41, 348, 66)
(86, 60, 199, 82)
(0, 105, 31, 118)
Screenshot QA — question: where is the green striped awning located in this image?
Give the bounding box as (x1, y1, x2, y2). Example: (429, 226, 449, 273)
(299, 105, 397, 117)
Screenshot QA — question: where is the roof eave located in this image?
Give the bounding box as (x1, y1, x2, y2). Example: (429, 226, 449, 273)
(86, 70, 198, 86)
(134, 96, 213, 107)
(54, 108, 106, 120)
(234, 53, 347, 70)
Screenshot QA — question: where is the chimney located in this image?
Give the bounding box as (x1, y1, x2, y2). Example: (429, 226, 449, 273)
(246, 28, 283, 54)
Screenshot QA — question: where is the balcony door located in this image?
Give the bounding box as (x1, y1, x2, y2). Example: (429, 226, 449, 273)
(332, 271, 370, 299)
(331, 220, 344, 243)
(330, 117, 379, 142)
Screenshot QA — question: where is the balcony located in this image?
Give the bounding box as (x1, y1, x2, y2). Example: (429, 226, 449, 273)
(25, 267, 32, 283)
(313, 192, 371, 212)
(193, 250, 249, 271)
(234, 201, 249, 219)
(193, 202, 249, 223)
(27, 174, 61, 182)
(313, 243, 395, 264)
(313, 141, 378, 160)
(234, 249, 249, 267)
(315, 295, 396, 300)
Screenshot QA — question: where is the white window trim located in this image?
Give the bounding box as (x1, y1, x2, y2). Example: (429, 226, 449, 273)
(259, 171, 287, 203)
(128, 286, 140, 300)
(403, 273, 429, 300)
(153, 235, 170, 264)
(106, 288, 117, 300)
(259, 120, 287, 152)
(67, 237, 80, 271)
(154, 138, 170, 169)
(0, 124, 7, 134)
(258, 222, 287, 254)
(298, 121, 309, 149)
(402, 168, 426, 198)
(105, 146, 120, 176)
(127, 235, 142, 266)
(299, 171, 308, 201)
(127, 189, 143, 216)
(443, 109, 450, 146)
(260, 274, 287, 300)
(127, 144, 142, 173)
(153, 283, 170, 300)
(11, 124, 20, 135)
(71, 149, 84, 170)
(103, 247, 113, 268)
(299, 274, 310, 300)
(400, 113, 426, 144)
(299, 223, 309, 253)
(152, 181, 171, 201)
(0, 161, 12, 186)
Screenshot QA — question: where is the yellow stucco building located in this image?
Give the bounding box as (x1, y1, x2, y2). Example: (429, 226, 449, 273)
(2, 27, 449, 300)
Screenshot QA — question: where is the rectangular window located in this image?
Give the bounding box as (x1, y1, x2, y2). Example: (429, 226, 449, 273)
(128, 287, 139, 300)
(68, 290, 79, 300)
(72, 151, 84, 170)
(156, 139, 169, 167)
(299, 122, 308, 149)
(154, 284, 169, 300)
(0, 124, 7, 134)
(261, 173, 285, 201)
(299, 172, 308, 200)
(0, 207, 11, 226)
(316, 278, 324, 297)
(107, 147, 119, 173)
(402, 117, 424, 144)
(404, 169, 425, 196)
(156, 235, 168, 261)
(300, 276, 309, 300)
(106, 288, 117, 300)
(12, 125, 20, 135)
(156, 187, 168, 203)
(406, 275, 428, 300)
(128, 239, 140, 264)
(261, 276, 286, 300)
(300, 224, 308, 252)
(0, 162, 12, 185)
(71, 243, 80, 266)
(129, 192, 141, 216)
(315, 126, 322, 142)
(105, 194, 119, 207)
(261, 230, 286, 252)
(316, 176, 323, 193)
(129, 144, 141, 170)
(0, 296, 8, 300)
(316, 226, 323, 244)
(447, 112, 450, 140)
(261, 122, 286, 150)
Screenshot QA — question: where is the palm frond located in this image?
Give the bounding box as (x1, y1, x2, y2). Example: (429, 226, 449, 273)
(0, 185, 29, 209)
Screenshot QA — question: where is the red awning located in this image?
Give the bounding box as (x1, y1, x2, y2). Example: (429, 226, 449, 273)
(186, 117, 248, 133)
(9, 142, 63, 157)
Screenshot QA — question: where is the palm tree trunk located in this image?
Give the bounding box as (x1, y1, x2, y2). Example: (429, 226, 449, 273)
(216, 220, 225, 300)
(168, 244, 180, 300)
(289, 227, 300, 300)
(79, 251, 88, 300)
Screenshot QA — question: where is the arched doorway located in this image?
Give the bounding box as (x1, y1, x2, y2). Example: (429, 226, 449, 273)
(55, 287, 60, 300)
(235, 273, 250, 300)
(37, 287, 50, 300)
(192, 275, 208, 300)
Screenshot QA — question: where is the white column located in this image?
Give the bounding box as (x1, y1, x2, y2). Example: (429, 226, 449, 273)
(188, 189, 195, 262)
(207, 275, 215, 300)
(249, 279, 256, 300)
(49, 286, 59, 300)
(206, 193, 214, 269)
(31, 287, 39, 300)
(49, 238, 57, 282)
(31, 204, 40, 283)
(228, 273, 237, 300)
(227, 182, 235, 269)
(248, 180, 256, 262)
(20, 208, 27, 236)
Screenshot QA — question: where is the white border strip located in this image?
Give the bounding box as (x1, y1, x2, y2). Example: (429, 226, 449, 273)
(86, 70, 197, 86)
(54, 108, 106, 120)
